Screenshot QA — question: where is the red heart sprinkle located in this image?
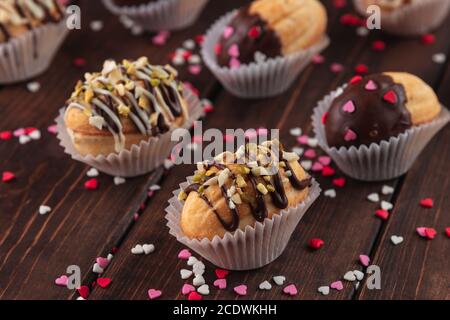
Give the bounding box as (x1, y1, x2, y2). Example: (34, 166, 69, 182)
(383, 90, 397, 104)
(425, 228, 436, 240)
(97, 278, 111, 288)
(247, 26, 261, 39)
(445, 227, 450, 238)
(182, 51, 192, 60)
(73, 57, 86, 67)
(84, 178, 99, 190)
(309, 238, 325, 250)
(77, 286, 90, 299)
(195, 34, 205, 45)
(375, 209, 389, 220)
(214, 43, 222, 56)
(372, 40, 386, 51)
(355, 64, 369, 74)
(321, 111, 329, 124)
(2, 171, 15, 183)
(188, 291, 202, 300)
(0, 131, 12, 140)
(421, 34, 435, 45)
(419, 198, 433, 208)
(340, 13, 362, 26)
(215, 269, 229, 279)
(349, 75, 362, 85)
(332, 0, 346, 8)
(332, 177, 346, 187)
(322, 166, 335, 177)
(24, 127, 37, 134)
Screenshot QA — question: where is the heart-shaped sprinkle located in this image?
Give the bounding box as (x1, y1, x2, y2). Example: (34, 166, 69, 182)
(355, 63, 369, 74)
(322, 166, 335, 177)
(187, 256, 198, 266)
(383, 90, 397, 104)
(215, 269, 229, 279)
(367, 193, 380, 203)
(142, 244, 155, 255)
(178, 249, 191, 260)
(372, 40, 386, 51)
(214, 43, 222, 55)
(197, 284, 210, 296)
(359, 254, 370, 267)
(342, 100, 356, 113)
(309, 238, 325, 250)
(421, 33, 435, 45)
(417, 227, 436, 240)
(375, 209, 389, 220)
(148, 289, 162, 300)
(300, 160, 312, 171)
(131, 244, 144, 255)
(229, 58, 241, 69)
(96, 257, 109, 269)
(349, 75, 362, 85)
(365, 80, 377, 91)
(330, 281, 343, 291)
(2, 171, 15, 183)
(55, 275, 68, 287)
(259, 281, 272, 290)
(344, 271, 356, 281)
(213, 278, 227, 289)
(29, 130, 41, 140)
(273, 276, 286, 286)
(234, 285, 247, 296)
(114, 177, 126, 186)
(289, 127, 302, 136)
(97, 278, 111, 288)
(228, 44, 240, 58)
(312, 54, 325, 64)
(445, 227, 450, 238)
(247, 26, 261, 38)
(19, 135, 31, 144)
(86, 168, 99, 177)
(333, 178, 346, 188)
(391, 235, 404, 245)
(84, 178, 98, 190)
(381, 201, 393, 211)
(353, 270, 364, 281)
(283, 284, 298, 296)
(318, 286, 330, 295)
(322, 111, 329, 124)
(77, 286, 90, 299)
(324, 189, 337, 198)
(0, 131, 12, 140)
(304, 149, 316, 159)
(292, 147, 304, 156)
(182, 284, 195, 295)
(223, 26, 234, 39)
(432, 53, 446, 64)
(180, 269, 193, 280)
(318, 156, 331, 166)
(312, 162, 324, 172)
(193, 275, 205, 286)
(419, 198, 433, 208)
(297, 135, 309, 145)
(189, 65, 202, 75)
(27, 81, 40, 93)
(39, 205, 52, 215)
(188, 291, 202, 300)
(381, 185, 394, 195)
(193, 263, 205, 276)
(308, 138, 319, 148)
(92, 263, 104, 274)
(330, 63, 344, 73)
(344, 128, 357, 141)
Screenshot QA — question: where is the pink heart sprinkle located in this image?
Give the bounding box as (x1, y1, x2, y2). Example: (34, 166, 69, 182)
(304, 149, 316, 159)
(330, 63, 344, 73)
(228, 44, 240, 58)
(181, 284, 195, 295)
(257, 128, 268, 135)
(297, 135, 309, 145)
(312, 54, 325, 64)
(213, 278, 227, 289)
(330, 281, 343, 291)
(189, 65, 202, 75)
(416, 227, 427, 237)
(96, 257, 109, 269)
(312, 162, 324, 172)
(365, 80, 377, 91)
(318, 156, 331, 166)
(13, 128, 25, 137)
(342, 100, 356, 113)
(223, 26, 234, 39)
(47, 124, 57, 134)
(359, 254, 370, 267)
(178, 249, 191, 260)
(283, 284, 298, 296)
(344, 129, 357, 141)
(152, 34, 167, 46)
(148, 289, 162, 300)
(234, 285, 247, 296)
(229, 58, 241, 69)
(55, 275, 68, 287)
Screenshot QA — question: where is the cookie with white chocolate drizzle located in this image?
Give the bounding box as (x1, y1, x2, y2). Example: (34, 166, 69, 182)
(64, 57, 189, 156)
(179, 139, 312, 240)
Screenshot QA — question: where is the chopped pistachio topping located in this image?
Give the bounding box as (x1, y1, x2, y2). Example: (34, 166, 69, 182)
(257, 183, 268, 195)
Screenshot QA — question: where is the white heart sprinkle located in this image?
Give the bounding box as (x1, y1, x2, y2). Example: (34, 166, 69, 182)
(353, 270, 364, 281)
(307, 138, 319, 148)
(292, 147, 304, 156)
(27, 81, 40, 92)
(193, 275, 205, 286)
(367, 193, 380, 203)
(432, 53, 446, 64)
(187, 256, 198, 266)
(188, 55, 201, 65)
(131, 25, 143, 36)
(164, 159, 174, 170)
(193, 261, 205, 275)
(273, 276, 286, 286)
(381, 185, 394, 195)
(259, 280, 272, 290)
(142, 244, 155, 255)
(19, 135, 31, 144)
(29, 130, 41, 140)
(356, 26, 369, 37)
(180, 269, 193, 280)
(183, 39, 196, 50)
(107, 254, 113, 261)
(90, 20, 104, 31)
(87, 168, 99, 177)
(324, 189, 337, 198)
(114, 177, 126, 186)
(149, 184, 161, 191)
(300, 160, 312, 171)
(197, 284, 210, 295)
(76, 297, 85, 300)
(131, 244, 144, 255)
(343, 271, 356, 282)
(381, 200, 393, 211)
(391, 235, 404, 245)
(289, 127, 302, 137)
(318, 286, 330, 295)
(172, 55, 185, 66)
(92, 263, 104, 274)
(38, 205, 51, 215)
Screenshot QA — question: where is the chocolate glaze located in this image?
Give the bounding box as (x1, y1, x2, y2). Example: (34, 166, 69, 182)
(216, 6, 282, 67)
(325, 74, 412, 148)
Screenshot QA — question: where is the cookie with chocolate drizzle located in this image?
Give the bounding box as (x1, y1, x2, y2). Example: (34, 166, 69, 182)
(179, 140, 312, 240)
(64, 57, 189, 156)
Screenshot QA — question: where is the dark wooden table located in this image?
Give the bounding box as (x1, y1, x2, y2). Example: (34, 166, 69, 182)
(0, 0, 449, 300)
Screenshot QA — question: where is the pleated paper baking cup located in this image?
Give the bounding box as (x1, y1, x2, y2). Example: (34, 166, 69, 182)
(312, 86, 450, 181)
(102, 0, 208, 31)
(353, 0, 450, 36)
(165, 178, 321, 270)
(56, 88, 204, 177)
(201, 10, 330, 99)
(0, 20, 68, 84)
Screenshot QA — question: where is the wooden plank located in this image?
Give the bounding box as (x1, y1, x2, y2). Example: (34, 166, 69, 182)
(357, 62, 450, 300)
(0, 0, 245, 299)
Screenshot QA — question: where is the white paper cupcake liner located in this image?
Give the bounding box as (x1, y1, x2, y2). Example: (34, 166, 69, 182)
(102, 0, 209, 31)
(312, 85, 450, 181)
(201, 10, 330, 99)
(165, 178, 321, 270)
(56, 88, 205, 177)
(353, 0, 450, 36)
(0, 20, 68, 84)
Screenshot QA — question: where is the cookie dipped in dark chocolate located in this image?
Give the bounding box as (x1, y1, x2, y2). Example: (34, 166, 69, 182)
(324, 74, 412, 148)
(216, 6, 282, 67)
